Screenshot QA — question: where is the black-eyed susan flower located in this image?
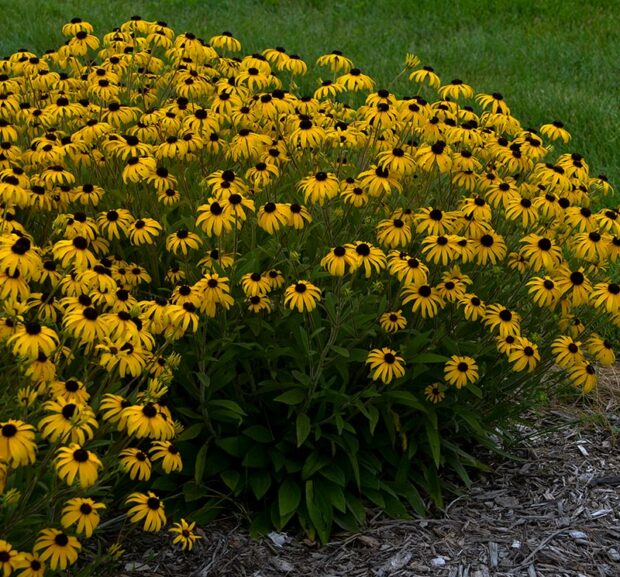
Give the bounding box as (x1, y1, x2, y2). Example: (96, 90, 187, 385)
(0, 539, 18, 577)
(8, 321, 58, 360)
(286, 203, 313, 229)
(13, 552, 45, 577)
(508, 337, 540, 372)
(39, 398, 98, 444)
(264, 269, 285, 290)
(320, 245, 359, 276)
(376, 217, 412, 248)
(196, 199, 235, 237)
(53, 236, 98, 270)
(379, 310, 407, 333)
(126, 491, 167, 532)
(246, 294, 273, 313)
(241, 272, 272, 297)
(165, 229, 202, 256)
(298, 171, 339, 205)
(590, 281, 620, 313)
(458, 294, 486, 321)
(337, 67, 374, 91)
(540, 120, 571, 143)
(424, 383, 446, 403)
(568, 362, 597, 393)
(471, 231, 507, 265)
(55, 444, 102, 488)
(409, 65, 441, 89)
(586, 334, 615, 366)
(169, 519, 202, 551)
(484, 304, 521, 336)
(519, 233, 563, 271)
(345, 242, 387, 278)
(119, 448, 152, 481)
(284, 280, 321, 312)
(551, 335, 585, 368)
(121, 402, 175, 440)
(555, 266, 592, 306)
(128, 218, 162, 246)
(388, 251, 429, 285)
(149, 441, 183, 473)
(444, 355, 479, 389)
(401, 283, 445, 318)
(527, 276, 561, 308)
(0, 420, 37, 467)
(257, 202, 289, 234)
(61, 497, 106, 538)
(366, 347, 405, 384)
(416, 140, 452, 173)
(33, 529, 81, 571)
(421, 234, 461, 265)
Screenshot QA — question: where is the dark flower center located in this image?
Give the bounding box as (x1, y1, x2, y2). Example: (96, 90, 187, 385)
(142, 404, 158, 418)
(568, 343, 579, 353)
(537, 238, 552, 251)
(523, 346, 534, 356)
(147, 497, 160, 510)
(457, 362, 468, 372)
(333, 246, 346, 257)
(73, 449, 89, 462)
(356, 243, 370, 256)
(384, 353, 395, 364)
(65, 379, 80, 392)
(80, 503, 93, 514)
(1, 424, 17, 437)
(418, 285, 432, 297)
(499, 309, 512, 321)
(54, 533, 70, 546)
(570, 272, 584, 286)
(25, 321, 42, 335)
(294, 283, 307, 293)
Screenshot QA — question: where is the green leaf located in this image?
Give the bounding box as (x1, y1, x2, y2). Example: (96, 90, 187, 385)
(305, 480, 333, 544)
(411, 352, 450, 364)
(296, 413, 311, 447)
(242, 445, 269, 468)
(194, 442, 208, 484)
(425, 419, 441, 468)
(250, 470, 272, 499)
(330, 345, 350, 358)
(220, 469, 241, 492)
(302, 451, 330, 479)
(176, 423, 203, 442)
(243, 425, 274, 443)
(466, 382, 483, 398)
(274, 389, 306, 405)
(278, 479, 302, 517)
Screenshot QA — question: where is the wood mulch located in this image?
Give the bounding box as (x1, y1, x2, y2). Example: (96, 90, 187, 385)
(115, 376, 620, 577)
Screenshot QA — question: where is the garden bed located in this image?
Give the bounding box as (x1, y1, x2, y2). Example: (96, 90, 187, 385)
(117, 404, 620, 577)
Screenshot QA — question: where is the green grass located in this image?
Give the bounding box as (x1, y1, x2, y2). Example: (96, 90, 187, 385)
(1, 0, 618, 189)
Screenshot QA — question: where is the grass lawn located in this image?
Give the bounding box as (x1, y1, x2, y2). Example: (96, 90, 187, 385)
(1, 0, 618, 189)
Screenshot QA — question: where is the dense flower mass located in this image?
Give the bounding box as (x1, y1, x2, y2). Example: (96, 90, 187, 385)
(0, 14, 617, 564)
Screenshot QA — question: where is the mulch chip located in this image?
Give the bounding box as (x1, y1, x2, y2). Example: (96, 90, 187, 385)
(116, 408, 620, 577)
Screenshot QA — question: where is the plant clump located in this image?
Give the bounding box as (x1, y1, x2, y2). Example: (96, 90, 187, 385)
(0, 15, 617, 572)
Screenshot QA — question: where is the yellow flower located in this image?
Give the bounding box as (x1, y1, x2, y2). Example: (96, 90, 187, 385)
(366, 347, 405, 384)
(283, 281, 321, 313)
(444, 356, 479, 389)
(169, 519, 202, 551)
(126, 491, 167, 532)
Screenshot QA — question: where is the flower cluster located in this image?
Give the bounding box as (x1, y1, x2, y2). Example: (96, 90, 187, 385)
(0, 13, 617, 562)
